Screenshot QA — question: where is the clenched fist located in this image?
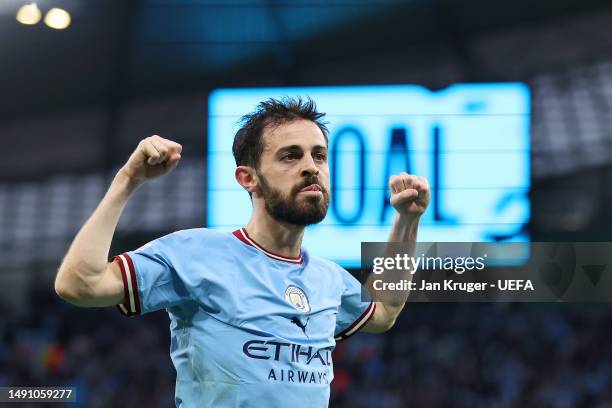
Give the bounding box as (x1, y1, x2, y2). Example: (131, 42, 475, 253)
(389, 173, 430, 217)
(120, 135, 182, 184)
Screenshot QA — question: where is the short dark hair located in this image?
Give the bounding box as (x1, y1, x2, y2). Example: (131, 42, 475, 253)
(232, 96, 329, 169)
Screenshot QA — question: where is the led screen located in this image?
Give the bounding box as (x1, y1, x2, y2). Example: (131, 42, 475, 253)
(208, 84, 530, 268)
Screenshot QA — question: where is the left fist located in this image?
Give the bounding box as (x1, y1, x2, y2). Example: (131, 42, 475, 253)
(389, 173, 430, 217)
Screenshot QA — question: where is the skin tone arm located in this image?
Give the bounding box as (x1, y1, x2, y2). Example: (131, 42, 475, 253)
(363, 173, 430, 333)
(54, 135, 182, 307)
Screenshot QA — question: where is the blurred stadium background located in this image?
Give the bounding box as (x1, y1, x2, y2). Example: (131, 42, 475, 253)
(3, 0, 612, 406)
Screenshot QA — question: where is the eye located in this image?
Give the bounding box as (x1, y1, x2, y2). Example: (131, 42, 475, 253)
(282, 153, 297, 161)
(314, 152, 327, 161)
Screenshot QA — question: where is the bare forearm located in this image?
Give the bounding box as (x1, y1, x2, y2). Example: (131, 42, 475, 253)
(375, 213, 420, 303)
(388, 213, 419, 246)
(54, 135, 182, 306)
(365, 214, 420, 330)
(56, 170, 139, 294)
(364, 173, 429, 333)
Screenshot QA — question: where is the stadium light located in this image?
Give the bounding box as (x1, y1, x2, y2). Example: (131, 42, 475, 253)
(16, 3, 41, 25)
(44, 7, 71, 30)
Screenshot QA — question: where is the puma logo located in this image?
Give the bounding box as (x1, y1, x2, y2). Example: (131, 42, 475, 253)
(290, 316, 310, 338)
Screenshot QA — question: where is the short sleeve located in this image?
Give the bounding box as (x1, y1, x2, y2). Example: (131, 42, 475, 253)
(114, 233, 191, 317)
(334, 267, 376, 342)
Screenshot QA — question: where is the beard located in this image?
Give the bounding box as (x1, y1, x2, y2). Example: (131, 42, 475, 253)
(257, 172, 330, 226)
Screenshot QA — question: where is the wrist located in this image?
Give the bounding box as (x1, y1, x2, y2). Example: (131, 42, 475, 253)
(115, 168, 144, 194)
(396, 212, 421, 227)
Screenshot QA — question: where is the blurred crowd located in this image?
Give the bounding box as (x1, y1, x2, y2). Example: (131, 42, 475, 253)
(2, 282, 612, 407)
(332, 303, 612, 408)
(0, 282, 175, 407)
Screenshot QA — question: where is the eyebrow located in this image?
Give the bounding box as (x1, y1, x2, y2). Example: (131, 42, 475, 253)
(276, 145, 301, 154)
(276, 145, 327, 155)
(276, 144, 328, 154)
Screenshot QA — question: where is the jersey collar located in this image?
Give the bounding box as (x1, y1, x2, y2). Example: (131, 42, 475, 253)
(233, 228, 303, 264)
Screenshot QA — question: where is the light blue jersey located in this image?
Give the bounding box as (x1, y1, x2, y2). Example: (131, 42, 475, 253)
(114, 228, 375, 407)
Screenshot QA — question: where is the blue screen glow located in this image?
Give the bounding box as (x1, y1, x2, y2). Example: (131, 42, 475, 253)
(207, 84, 530, 268)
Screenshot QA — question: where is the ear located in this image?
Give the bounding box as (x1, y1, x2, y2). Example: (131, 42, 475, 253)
(235, 166, 259, 193)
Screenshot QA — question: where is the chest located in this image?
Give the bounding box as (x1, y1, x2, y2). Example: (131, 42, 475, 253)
(190, 254, 342, 342)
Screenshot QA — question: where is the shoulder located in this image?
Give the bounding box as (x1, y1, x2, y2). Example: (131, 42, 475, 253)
(306, 253, 346, 278)
(137, 228, 232, 252)
(165, 228, 229, 241)
(305, 255, 360, 296)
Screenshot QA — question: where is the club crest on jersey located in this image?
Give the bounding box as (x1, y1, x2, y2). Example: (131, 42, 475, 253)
(284, 285, 310, 313)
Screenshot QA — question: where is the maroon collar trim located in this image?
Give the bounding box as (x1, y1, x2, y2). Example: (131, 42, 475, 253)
(232, 228, 303, 264)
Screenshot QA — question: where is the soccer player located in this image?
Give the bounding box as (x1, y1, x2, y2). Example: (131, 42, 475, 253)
(54, 97, 430, 407)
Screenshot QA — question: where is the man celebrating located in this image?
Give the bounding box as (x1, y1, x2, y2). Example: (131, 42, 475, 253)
(55, 97, 430, 407)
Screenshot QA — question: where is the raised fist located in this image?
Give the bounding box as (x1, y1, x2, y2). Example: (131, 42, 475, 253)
(389, 173, 430, 217)
(120, 135, 182, 184)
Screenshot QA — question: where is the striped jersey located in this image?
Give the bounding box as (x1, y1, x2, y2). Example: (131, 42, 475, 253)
(114, 227, 375, 408)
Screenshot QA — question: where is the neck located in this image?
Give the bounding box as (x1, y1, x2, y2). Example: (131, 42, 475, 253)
(245, 207, 305, 259)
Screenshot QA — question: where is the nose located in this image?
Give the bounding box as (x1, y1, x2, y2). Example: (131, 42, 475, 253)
(300, 155, 319, 177)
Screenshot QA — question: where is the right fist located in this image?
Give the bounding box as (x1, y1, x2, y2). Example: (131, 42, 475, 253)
(120, 135, 182, 183)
